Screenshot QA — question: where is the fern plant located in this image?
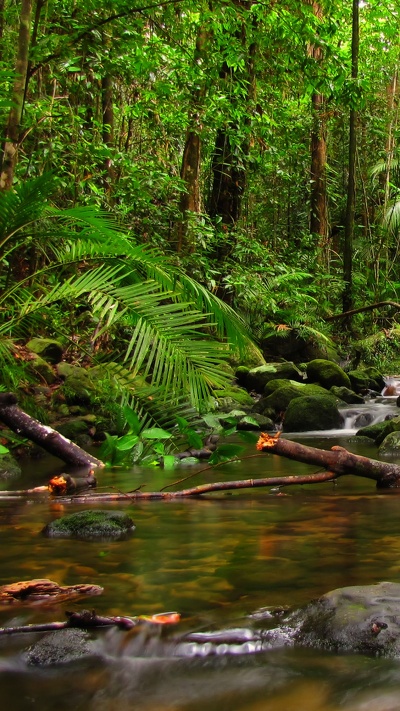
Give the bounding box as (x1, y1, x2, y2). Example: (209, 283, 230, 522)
(0, 174, 258, 419)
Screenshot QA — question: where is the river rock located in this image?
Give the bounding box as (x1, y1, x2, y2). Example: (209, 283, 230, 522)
(26, 338, 64, 364)
(282, 395, 343, 432)
(378, 431, 400, 457)
(355, 421, 388, 441)
(306, 359, 351, 390)
(236, 363, 303, 392)
(294, 582, 400, 657)
(25, 628, 99, 666)
(42, 510, 135, 541)
(375, 416, 400, 446)
(215, 386, 254, 410)
(330, 386, 364, 404)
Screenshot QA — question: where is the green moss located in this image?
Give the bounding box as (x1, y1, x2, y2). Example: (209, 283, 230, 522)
(43, 510, 135, 541)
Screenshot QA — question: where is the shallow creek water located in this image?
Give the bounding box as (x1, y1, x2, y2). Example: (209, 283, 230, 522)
(2, 400, 400, 710)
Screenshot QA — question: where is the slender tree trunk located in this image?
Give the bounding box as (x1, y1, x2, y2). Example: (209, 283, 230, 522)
(307, 2, 328, 261)
(177, 24, 209, 252)
(208, 1, 256, 260)
(0, 0, 5, 64)
(102, 73, 115, 195)
(0, 0, 32, 191)
(342, 0, 359, 315)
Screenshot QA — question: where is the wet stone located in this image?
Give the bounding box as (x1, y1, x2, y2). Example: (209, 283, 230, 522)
(42, 510, 136, 541)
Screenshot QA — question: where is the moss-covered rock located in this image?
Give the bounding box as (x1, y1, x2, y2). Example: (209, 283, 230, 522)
(237, 413, 274, 431)
(375, 416, 400, 446)
(347, 369, 370, 393)
(294, 582, 400, 657)
(362, 366, 385, 391)
(378, 431, 400, 457)
(283, 395, 343, 432)
(264, 379, 296, 395)
(42, 510, 135, 541)
(306, 359, 351, 389)
(59, 373, 95, 407)
(330, 386, 364, 404)
(27, 356, 57, 385)
(56, 362, 88, 379)
(261, 385, 303, 414)
(355, 421, 388, 441)
(26, 338, 64, 364)
(55, 418, 93, 442)
(238, 363, 303, 393)
(215, 386, 254, 409)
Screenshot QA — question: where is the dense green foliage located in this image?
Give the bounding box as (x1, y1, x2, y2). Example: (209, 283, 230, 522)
(0, 0, 399, 430)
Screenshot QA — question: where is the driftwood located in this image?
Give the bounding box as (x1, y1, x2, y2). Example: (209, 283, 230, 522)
(256, 432, 400, 488)
(0, 609, 181, 637)
(0, 393, 104, 469)
(0, 579, 103, 605)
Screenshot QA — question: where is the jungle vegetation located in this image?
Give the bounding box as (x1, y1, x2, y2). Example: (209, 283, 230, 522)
(0, 0, 399, 423)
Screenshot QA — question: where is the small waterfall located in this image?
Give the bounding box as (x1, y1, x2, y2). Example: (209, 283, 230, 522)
(339, 399, 399, 433)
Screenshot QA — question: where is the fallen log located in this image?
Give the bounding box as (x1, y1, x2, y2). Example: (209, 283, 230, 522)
(0, 393, 104, 469)
(0, 579, 103, 605)
(256, 432, 400, 488)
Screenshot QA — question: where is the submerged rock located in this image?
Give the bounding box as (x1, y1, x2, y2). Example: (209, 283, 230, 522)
(42, 510, 135, 541)
(293, 582, 400, 657)
(25, 628, 99, 666)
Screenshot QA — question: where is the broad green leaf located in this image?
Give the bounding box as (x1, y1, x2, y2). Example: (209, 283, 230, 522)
(0, 444, 9, 454)
(142, 428, 172, 440)
(162, 455, 176, 469)
(123, 406, 141, 435)
(116, 434, 139, 451)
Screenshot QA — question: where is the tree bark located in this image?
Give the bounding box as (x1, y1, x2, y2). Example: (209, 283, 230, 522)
(177, 23, 209, 252)
(0, 0, 32, 191)
(0, 393, 104, 469)
(256, 433, 400, 488)
(342, 0, 359, 315)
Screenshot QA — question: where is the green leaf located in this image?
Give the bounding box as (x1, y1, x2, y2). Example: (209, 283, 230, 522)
(186, 430, 204, 449)
(115, 434, 139, 451)
(152, 441, 165, 455)
(0, 444, 9, 454)
(123, 406, 142, 435)
(142, 428, 172, 440)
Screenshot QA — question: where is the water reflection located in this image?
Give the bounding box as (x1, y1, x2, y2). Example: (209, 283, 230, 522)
(1, 437, 400, 709)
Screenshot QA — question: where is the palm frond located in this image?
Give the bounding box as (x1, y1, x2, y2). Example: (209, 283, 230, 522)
(0, 173, 54, 247)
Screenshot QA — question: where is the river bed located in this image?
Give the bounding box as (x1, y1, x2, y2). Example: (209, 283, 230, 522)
(2, 405, 400, 710)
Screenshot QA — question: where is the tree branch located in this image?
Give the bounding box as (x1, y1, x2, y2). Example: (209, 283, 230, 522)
(325, 301, 400, 321)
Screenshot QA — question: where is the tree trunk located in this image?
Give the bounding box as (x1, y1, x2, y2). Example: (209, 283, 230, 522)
(177, 24, 209, 252)
(0, 0, 32, 191)
(342, 0, 359, 315)
(307, 2, 328, 260)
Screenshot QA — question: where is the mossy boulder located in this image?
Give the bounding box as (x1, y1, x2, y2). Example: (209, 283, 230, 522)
(261, 385, 303, 414)
(282, 395, 343, 432)
(363, 366, 385, 391)
(378, 431, 400, 457)
(373, 416, 400, 447)
(42, 510, 135, 541)
(355, 421, 388, 442)
(347, 369, 370, 393)
(27, 356, 57, 385)
(215, 386, 254, 409)
(59, 373, 96, 407)
(0, 453, 22, 480)
(294, 582, 400, 657)
(264, 378, 296, 396)
(55, 417, 94, 443)
(26, 338, 64, 364)
(237, 413, 274, 431)
(330, 386, 364, 404)
(56, 362, 88, 379)
(306, 359, 351, 390)
(237, 363, 303, 393)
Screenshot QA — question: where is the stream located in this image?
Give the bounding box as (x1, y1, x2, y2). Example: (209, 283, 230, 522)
(2, 395, 400, 710)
